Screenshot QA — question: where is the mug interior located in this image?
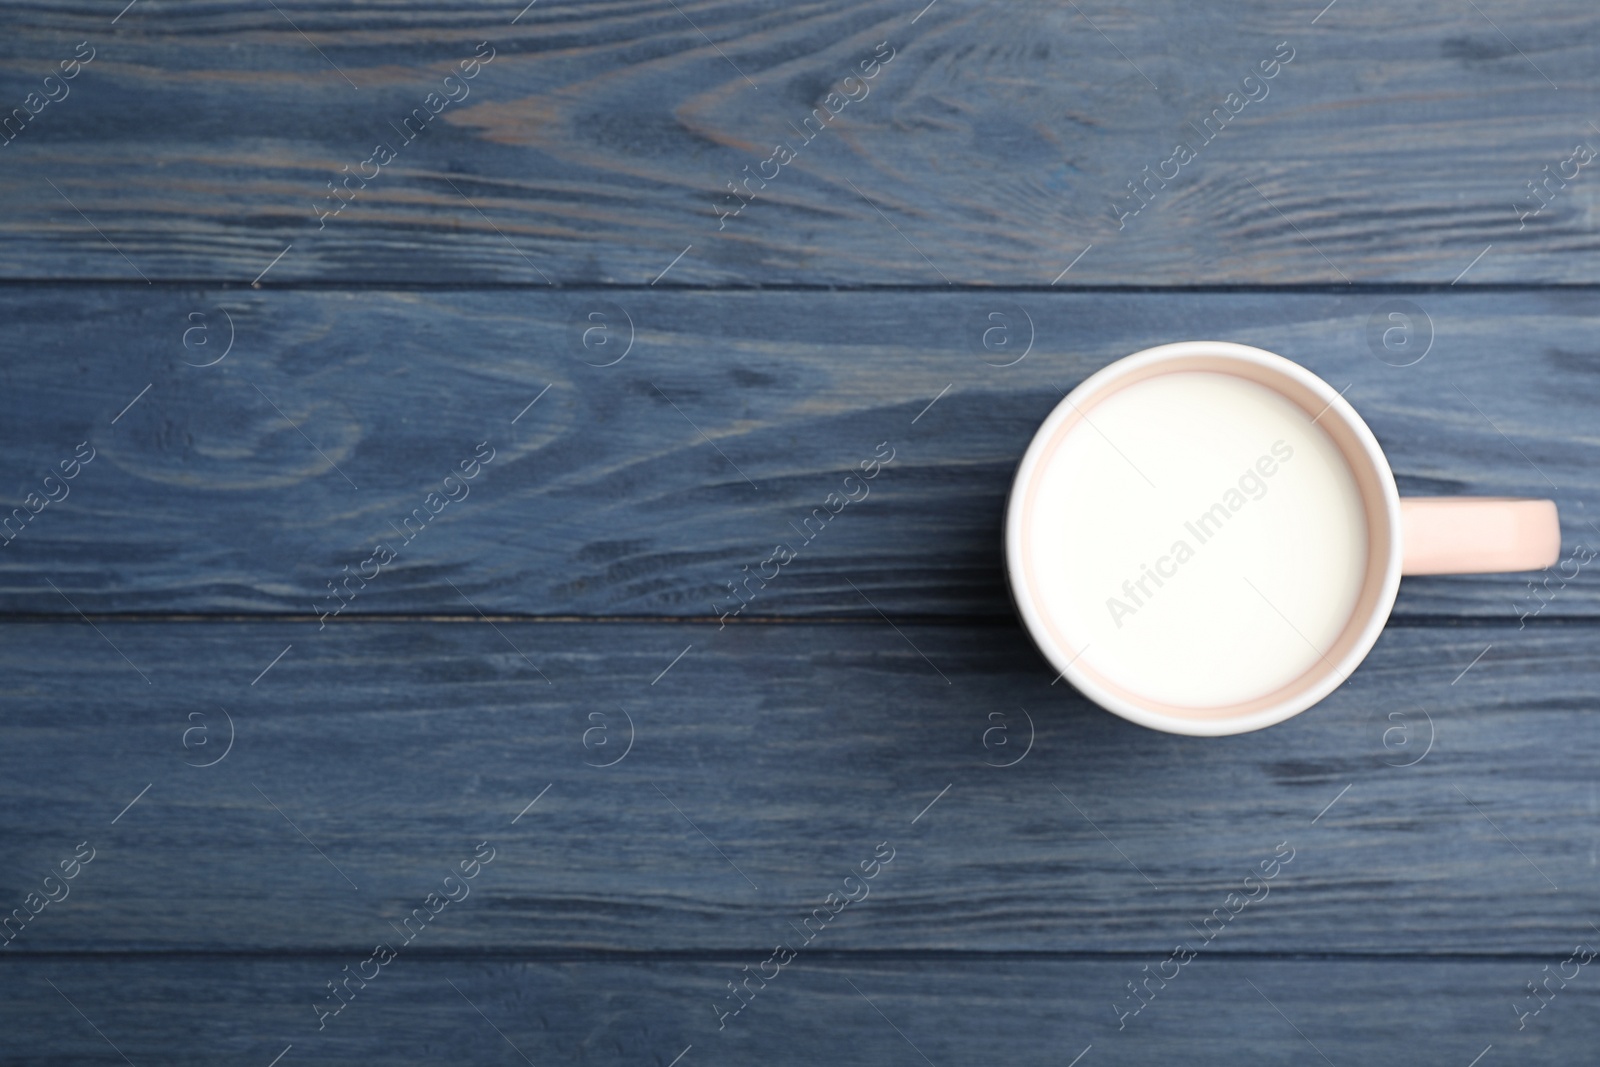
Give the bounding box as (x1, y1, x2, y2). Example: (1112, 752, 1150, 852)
(1009, 344, 1401, 735)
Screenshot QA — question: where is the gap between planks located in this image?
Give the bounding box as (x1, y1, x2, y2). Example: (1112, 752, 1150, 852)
(1, 280, 1600, 294)
(0, 948, 1588, 964)
(0, 613, 1597, 628)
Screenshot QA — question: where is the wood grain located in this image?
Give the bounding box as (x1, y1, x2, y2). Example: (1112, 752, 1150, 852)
(1, 955, 1591, 1066)
(3, 618, 1597, 955)
(0, 1, 1595, 283)
(1, 288, 1594, 618)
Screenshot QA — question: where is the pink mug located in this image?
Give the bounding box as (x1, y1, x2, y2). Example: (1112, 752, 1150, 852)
(1005, 342, 1559, 735)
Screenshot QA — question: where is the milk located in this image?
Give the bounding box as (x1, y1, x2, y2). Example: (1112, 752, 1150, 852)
(1026, 371, 1367, 708)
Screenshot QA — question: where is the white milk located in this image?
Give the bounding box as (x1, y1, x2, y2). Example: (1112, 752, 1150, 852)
(1026, 371, 1367, 708)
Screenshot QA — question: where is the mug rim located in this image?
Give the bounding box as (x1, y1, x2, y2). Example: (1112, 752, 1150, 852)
(1005, 341, 1403, 736)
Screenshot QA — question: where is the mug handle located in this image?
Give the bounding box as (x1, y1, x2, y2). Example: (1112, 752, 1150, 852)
(1399, 498, 1560, 575)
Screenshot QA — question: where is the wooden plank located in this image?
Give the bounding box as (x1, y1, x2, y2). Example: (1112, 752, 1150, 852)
(0, 955, 1589, 1065)
(0, 1, 1595, 284)
(1, 288, 1594, 618)
(3, 618, 1597, 955)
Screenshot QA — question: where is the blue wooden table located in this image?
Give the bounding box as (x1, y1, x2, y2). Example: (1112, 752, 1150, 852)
(2, 2, 1597, 1064)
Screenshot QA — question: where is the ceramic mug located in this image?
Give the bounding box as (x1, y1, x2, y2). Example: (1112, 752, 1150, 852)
(1005, 341, 1559, 736)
